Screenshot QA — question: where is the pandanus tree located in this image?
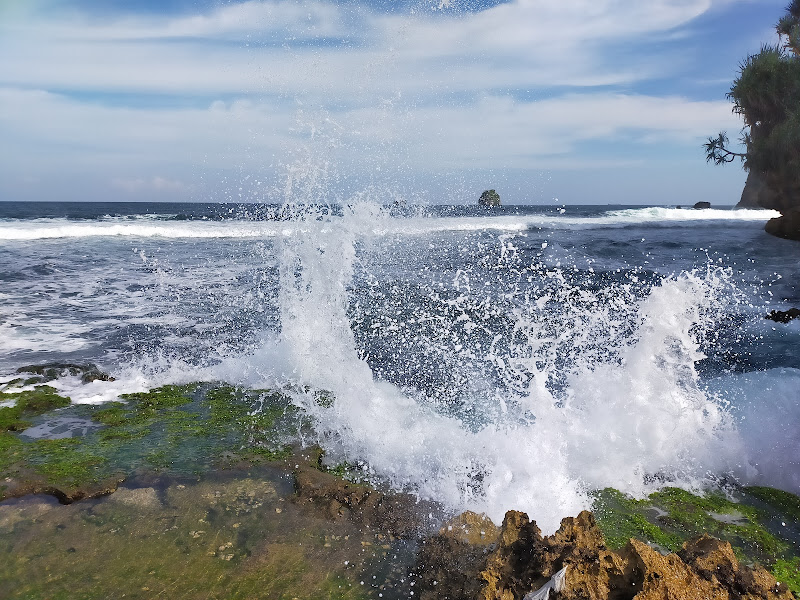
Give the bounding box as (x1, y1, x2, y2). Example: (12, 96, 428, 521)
(705, 1, 800, 225)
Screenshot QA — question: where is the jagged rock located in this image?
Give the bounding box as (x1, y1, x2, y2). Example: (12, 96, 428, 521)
(480, 510, 546, 600)
(679, 535, 793, 600)
(443, 511, 501, 547)
(481, 511, 611, 600)
(765, 210, 800, 241)
(415, 509, 794, 600)
(622, 537, 727, 600)
(414, 512, 499, 600)
(293, 465, 422, 537)
(765, 308, 800, 323)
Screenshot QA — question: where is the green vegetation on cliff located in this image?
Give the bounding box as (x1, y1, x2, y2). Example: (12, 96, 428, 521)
(705, 1, 800, 233)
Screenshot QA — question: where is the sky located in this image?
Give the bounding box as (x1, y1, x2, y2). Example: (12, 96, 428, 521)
(0, 0, 788, 205)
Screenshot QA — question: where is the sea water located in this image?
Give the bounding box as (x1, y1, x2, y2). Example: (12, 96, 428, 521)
(0, 200, 797, 532)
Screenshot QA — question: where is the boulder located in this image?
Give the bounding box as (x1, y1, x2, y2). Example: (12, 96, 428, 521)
(693, 201, 712, 209)
(765, 210, 800, 241)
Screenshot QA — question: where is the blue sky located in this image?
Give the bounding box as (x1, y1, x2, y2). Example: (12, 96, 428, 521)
(0, 0, 787, 204)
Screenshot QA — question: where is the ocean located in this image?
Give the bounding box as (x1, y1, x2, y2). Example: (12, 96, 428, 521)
(0, 200, 797, 532)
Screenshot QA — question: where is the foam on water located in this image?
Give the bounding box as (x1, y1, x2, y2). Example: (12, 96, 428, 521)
(0, 206, 779, 241)
(707, 368, 800, 492)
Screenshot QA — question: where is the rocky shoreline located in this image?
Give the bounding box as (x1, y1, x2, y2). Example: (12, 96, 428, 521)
(0, 367, 798, 598)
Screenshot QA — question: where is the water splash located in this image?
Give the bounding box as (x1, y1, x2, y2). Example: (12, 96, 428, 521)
(272, 199, 747, 532)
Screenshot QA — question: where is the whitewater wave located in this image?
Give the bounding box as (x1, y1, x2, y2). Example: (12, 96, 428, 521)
(0, 206, 778, 240)
(251, 201, 752, 532)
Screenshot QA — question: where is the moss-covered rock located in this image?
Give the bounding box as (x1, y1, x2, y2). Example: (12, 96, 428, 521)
(15, 362, 115, 384)
(0, 383, 301, 504)
(592, 486, 800, 596)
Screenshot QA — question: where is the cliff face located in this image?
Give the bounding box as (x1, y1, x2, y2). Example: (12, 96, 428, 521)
(736, 171, 775, 209)
(736, 172, 800, 240)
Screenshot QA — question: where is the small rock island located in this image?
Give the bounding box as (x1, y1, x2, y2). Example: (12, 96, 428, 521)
(479, 189, 501, 207)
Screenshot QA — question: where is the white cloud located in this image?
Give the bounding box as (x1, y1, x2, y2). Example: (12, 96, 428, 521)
(0, 0, 754, 203)
(0, 0, 714, 96)
(0, 86, 740, 174)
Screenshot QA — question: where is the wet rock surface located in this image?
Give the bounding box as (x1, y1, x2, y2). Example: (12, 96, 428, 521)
(15, 362, 115, 384)
(0, 469, 417, 599)
(765, 210, 800, 241)
(766, 308, 800, 323)
(295, 465, 424, 538)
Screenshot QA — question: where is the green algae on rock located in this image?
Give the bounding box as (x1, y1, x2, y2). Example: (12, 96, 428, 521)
(14, 362, 115, 384)
(592, 486, 800, 596)
(0, 383, 302, 504)
(0, 385, 71, 433)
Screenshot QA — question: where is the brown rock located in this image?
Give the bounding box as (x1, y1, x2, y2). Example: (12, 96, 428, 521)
(679, 535, 793, 600)
(412, 512, 500, 600)
(442, 511, 501, 547)
(624, 538, 728, 600)
(415, 509, 794, 600)
(292, 465, 422, 537)
(480, 511, 546, 600)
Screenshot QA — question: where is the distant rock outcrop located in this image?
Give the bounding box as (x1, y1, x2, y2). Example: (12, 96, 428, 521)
(765, 307, 800, 323)
(479, 190, 501, 207)
(693, 201, 712, 209)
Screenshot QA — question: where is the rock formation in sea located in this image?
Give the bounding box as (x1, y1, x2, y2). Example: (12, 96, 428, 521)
(765, 307, 800, 323)
(479, 190, 501, 207)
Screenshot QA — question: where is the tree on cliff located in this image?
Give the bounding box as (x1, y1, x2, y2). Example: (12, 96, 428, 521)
(705, 1, 800, 235)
